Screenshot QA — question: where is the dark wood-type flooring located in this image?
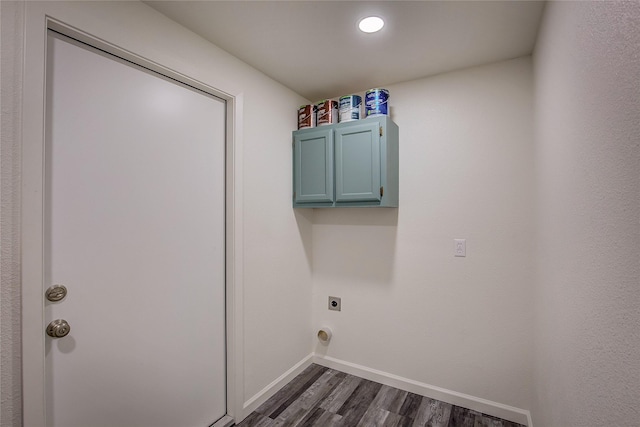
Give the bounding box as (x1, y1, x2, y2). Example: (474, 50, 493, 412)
(235, 364, 525, 427)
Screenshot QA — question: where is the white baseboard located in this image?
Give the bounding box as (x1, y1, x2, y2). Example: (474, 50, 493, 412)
(241, 354, 314, 419)
(313, 354, 532, 427)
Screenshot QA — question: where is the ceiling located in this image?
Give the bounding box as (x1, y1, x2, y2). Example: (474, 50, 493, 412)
(145, 1, 545, 101)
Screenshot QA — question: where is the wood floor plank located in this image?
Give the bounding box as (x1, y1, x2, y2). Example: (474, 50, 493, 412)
(271, 405, 308, 427)
(340, 403, 377, 426)
(295, 369, 347, 410)
(318, 374, 363, 413)
(255, 364, 325, 417)
(382, 410, 411, 427)
(260, 365, 329, 418)
(235, 412, 274, 427)
(336, 378, 383, 416)
(412, 397, 452, 427)
(337, 379, 384, 425)
(395, 413, 416, 427)
(474, 414, 503, 427)
(301, 407, 344, 427)
(273, 369, 346, 425)
(356, 405, 390, 426)
(448, 406, 482, 427)
(372, 385, 409, 414)
(398, 392, 422, 419)
(293, 407, 328, 426)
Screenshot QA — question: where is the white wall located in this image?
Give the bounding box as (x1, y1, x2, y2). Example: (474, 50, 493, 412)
(532, 2, 640, 426)
(1, 1, 312, 424)
(311, 57, 535, 411)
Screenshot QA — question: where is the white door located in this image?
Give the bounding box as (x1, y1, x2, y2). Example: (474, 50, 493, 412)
(44, 30, 226, 427)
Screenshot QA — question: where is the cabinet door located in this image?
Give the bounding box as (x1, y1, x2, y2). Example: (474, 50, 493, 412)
(293, 128, 334, 204)
(335, 121, 381, 202)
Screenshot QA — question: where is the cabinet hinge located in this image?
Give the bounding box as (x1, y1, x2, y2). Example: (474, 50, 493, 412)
(379, 126, 383, 137)
(380, 186, 384, 197)
(293, 191, 296, 200)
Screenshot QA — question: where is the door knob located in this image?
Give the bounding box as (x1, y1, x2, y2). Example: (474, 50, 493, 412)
(46, 319, 71, 338)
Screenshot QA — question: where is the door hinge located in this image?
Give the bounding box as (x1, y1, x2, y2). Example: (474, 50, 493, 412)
(293, 191, 296, 200)
(379, 126, 383, 137)
(380, 186, 384, 197)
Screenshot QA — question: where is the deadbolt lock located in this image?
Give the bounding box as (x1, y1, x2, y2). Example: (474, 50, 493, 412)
(45, 285, 67, 302)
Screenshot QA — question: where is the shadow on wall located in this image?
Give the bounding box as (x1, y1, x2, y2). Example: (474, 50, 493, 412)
(293, 208, 314, 269)
(309, 208, 398, 285)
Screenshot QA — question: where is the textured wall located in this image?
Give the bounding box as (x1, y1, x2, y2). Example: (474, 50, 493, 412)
(312, 57, 535, 410)
(1, 2, 24, 425)
(532, 2, 640, 426)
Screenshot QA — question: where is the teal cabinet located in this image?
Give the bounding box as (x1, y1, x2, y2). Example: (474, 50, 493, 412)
(293, 116, 398, 208)
(293, 127, 333, 204)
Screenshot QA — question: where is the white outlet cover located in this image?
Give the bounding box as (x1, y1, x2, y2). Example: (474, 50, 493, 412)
(454, 239, 466, 257)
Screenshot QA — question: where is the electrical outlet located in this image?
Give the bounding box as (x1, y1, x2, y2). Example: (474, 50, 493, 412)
(454, 239, 466, 257)
(328, 296, 341, 311)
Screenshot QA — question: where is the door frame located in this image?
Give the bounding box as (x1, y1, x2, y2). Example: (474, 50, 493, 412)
(21, 5, 244, 426)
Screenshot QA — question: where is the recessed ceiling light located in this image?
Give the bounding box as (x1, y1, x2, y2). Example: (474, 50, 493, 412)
(358, 16, 384, 33)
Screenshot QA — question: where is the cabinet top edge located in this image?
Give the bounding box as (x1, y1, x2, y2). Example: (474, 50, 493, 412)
(293, 115, 396, 134)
